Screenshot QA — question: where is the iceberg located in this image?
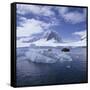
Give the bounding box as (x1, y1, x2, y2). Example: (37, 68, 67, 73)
(26, 50, 57, 63)
(25, 49, 72, 63)
(59, 53, 72, 63)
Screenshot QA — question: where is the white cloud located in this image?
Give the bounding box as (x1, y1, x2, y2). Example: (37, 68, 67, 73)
(73, 30, 86, 36)
(57, 7, 86, 24)
(73, 30, 86, 39)
(57, 7, 68, 15)
(17, 4, 54, 17)
(63, 11, 85, 24)
(17, 17, 55, 37)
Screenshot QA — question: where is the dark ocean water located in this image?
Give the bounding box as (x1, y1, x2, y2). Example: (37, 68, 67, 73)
(16, 47, 87, 86)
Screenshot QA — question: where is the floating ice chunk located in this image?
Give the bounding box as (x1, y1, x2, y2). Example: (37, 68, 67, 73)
(42, 50, 72, 63)
(59, 53, 72, 63)
(26, 50, 57, 63)
(42, 50, 60, 60)
(66, 65, 71, 68)
(25, 49, 72, 64)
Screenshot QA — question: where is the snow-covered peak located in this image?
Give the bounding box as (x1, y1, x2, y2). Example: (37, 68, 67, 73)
(17, 30, 87, 48)
(43, 30, 62, 42)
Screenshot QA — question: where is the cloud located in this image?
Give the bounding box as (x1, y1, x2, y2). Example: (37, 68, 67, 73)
(17, 4, 86, 24)
(57, 7, 86, 24)
(16, 4, 55, 17)
(73, 30, 86, 36)
(73, 30, 86, 39)
(63, 11, 86, 24)
(57, 7, 68, 15)
(17, 17, 55, 37)
(16, 4, 60, 26)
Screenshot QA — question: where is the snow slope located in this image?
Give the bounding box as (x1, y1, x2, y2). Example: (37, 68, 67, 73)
(31, 37, 86, 47)
(17, 36, 86, 47)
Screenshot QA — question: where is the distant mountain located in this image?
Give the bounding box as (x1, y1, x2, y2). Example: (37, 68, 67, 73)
(17, 30, 86, 47)
(43, 30, 62, 42)
(21, 30, 62, 43)
(31, 30, 86, 47)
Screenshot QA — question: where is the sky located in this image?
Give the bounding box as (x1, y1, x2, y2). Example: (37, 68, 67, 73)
(16, 4, 87, 42)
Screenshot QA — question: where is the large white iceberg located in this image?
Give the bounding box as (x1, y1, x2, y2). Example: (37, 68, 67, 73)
(26, 49, 72, 63)
(26, 50, 57, 63)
